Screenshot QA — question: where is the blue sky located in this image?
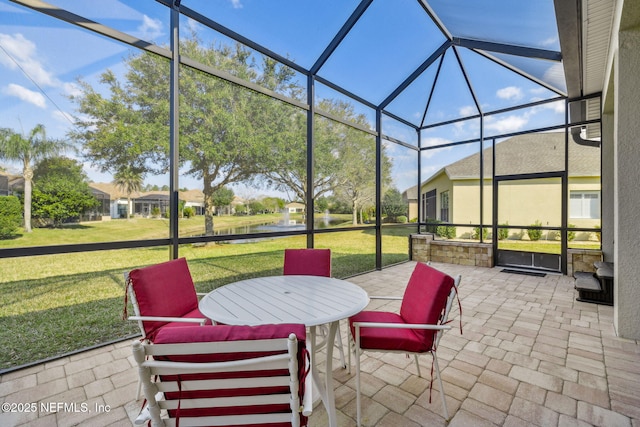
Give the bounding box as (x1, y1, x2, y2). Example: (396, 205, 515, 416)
(0, 0, 566, 196)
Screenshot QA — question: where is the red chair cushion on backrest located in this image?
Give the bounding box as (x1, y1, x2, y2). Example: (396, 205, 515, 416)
(129, 258, 199, 338)
(283, 249, 331, 277)
(399, 263, 454, 347)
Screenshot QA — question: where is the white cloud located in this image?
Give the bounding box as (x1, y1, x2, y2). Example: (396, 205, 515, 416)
(138, 15, 163, 41)
(484, 114, 528, 133)
(496, 86, 523, 101)
(459, 105, 477, 116)
(61, 81, 82, 97)
(530, 99, 565, 115)
(231, 0, 243, 9)
(422, 137, 452, 149)
(540, 36, 558, 47)
(3, 83, 46, 108)
(543, 62, 566, 92)
(0, 33, 57, 87)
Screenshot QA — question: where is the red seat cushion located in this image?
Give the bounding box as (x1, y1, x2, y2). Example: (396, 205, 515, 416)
(149, 307, 212, 340)
(128, 258, 202, 338)
(283, 249, 331, 277)
(153, 323, 306, 350)
(349, 311, 431, 353)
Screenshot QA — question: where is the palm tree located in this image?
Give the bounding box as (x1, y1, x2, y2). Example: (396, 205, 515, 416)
(0, 124, 68, 232)
(113, 167, 143, 219)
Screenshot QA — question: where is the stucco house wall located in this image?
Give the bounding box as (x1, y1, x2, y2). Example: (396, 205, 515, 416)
(417, 133, 601, 240)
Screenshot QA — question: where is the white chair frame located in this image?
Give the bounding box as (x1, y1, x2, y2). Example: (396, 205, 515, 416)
(349, 274, 461, 426)
(132, 332, 312, 427)
(125, 271, 208, 399)
(125, 272, 208, 339)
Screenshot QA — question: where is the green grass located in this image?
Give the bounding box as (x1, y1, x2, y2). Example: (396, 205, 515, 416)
(0, 218, 411, 370)
(0, 213, 291, 247)
(498, 239, 601, 254)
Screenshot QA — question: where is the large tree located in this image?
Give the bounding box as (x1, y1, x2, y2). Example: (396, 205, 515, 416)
(381, 188, 407, 222)
(69, 36, 296, 235)
(259, 99, 370, 214)
(211, 186, 234, 215)
(0, 124, 69, 232)
(32, 156, 98, 226)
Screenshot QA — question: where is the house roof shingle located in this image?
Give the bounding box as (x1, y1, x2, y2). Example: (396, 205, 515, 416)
(444, 132, 600, 180)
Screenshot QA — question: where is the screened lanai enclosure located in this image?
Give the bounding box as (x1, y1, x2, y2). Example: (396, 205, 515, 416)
(0, 0, 603, 370)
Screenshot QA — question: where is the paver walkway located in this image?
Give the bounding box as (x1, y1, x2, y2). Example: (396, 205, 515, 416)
(1, 262, 638, 426)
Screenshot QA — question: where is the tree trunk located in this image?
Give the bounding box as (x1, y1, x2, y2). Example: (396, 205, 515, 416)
(23, 166, 33, 232)
(351, 201, 358, 225)
(203, 175, 215, 236)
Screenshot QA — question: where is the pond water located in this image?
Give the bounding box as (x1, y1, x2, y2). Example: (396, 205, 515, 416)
(212, 215, 345, 236)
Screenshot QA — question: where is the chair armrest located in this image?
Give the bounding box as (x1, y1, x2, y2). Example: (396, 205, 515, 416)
(352, 321, 451, 331)
(128, 316, 207, 326)
(196, 292, 207, 297)
(369, 296, 402, 300)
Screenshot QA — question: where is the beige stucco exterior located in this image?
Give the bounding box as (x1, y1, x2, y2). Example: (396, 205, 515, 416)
(419, 137, 601, 242)
(422, 176, 601, 240)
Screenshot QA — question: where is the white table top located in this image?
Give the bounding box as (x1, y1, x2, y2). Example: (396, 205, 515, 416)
(199, 275, 369, 327)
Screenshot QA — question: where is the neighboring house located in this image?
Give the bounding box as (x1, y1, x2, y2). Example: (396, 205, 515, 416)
(406, 132, 601, 239)
(88, 182, 135, 219)
(286, 202, 305, 214)
(180, 189, 205, 216)
(87, 183, 205, 219)
(401, 185, 418, 222)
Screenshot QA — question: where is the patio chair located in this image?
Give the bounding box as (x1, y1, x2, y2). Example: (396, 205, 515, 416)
(283, 248, 346, 368)
(132, 323, 312, 427)
(348, 262, 461, 425)
(124, 257, 211, 342)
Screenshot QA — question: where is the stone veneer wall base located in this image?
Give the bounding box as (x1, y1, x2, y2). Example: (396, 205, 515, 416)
(411, 234, 602, 275)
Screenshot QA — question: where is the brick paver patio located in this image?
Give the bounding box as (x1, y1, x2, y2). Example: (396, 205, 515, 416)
(1, 262, 639, 426)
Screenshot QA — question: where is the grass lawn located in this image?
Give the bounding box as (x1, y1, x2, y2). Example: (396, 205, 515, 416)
(0, 217, 412, 370)
(498, 239, 601, 254)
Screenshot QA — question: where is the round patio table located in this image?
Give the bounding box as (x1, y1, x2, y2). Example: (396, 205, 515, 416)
(199, 275, 369, 427)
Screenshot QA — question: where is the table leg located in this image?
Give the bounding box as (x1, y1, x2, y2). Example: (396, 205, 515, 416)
(325, 321, 338, 426)
(309, 324, 339, 427)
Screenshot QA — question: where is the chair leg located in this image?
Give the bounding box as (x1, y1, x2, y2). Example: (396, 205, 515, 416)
(335, 327, 346, 369)
(355, 332, 362, 427)
(414, 354, 422, 377)
(136, 377, 142, 400)
(432, 352, 449, 421)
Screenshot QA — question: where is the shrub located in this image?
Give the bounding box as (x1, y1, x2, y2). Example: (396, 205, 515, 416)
(436, 224, 456, 239)
(183, 206, 195, 218)
(0, 196, 23, 239)
(151, 206, 161, 217)
(567, 224, 576, 242)
(594, 224, 601, 242)
(472, 226, 488, 240)
(527, 220, 543, 241)
(498, 223, 509, 240)
(396, 215, 408, 224)
(424, 219, 456, 239)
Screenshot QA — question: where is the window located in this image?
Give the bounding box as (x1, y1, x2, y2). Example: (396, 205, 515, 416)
(440, 191, 449, 222)
(570, 191, 600, 219)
